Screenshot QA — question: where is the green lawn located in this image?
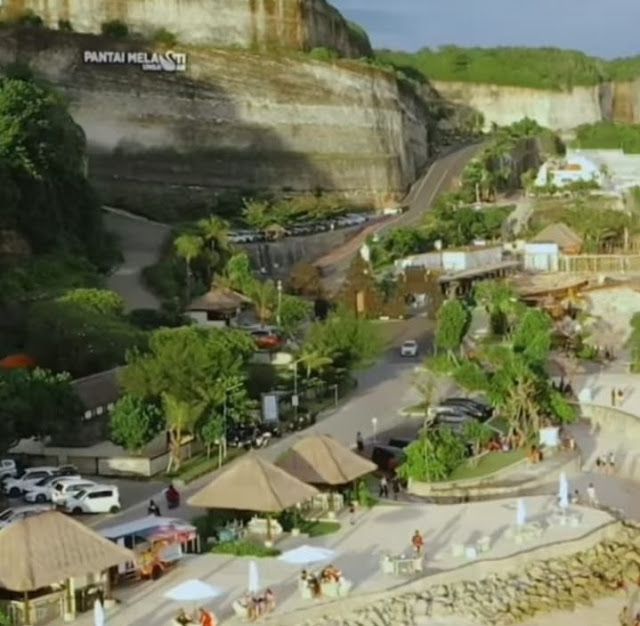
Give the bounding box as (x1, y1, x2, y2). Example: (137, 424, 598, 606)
(164, 447, 244, 484)
(300, 520, 341, 537)
(447, 448, 527, 482)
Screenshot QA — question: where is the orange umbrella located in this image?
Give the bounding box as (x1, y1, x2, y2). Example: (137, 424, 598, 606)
(0, 353, 36, 370)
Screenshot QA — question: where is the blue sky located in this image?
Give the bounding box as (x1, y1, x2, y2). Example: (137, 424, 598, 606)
(332, 0, 640, 59)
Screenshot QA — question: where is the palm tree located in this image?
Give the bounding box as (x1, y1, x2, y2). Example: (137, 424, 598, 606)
(297, 348, 333, 380)
(247, 280, 277, 326)
(161, 392, 205, 472)
(197, 216, 230, 284)
(174, 233, 203, 301)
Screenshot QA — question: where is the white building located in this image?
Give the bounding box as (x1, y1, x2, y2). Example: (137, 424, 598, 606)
(534, 152, 603, 188)
(523, 242, 559, 272)
(395, 245, 503, 273)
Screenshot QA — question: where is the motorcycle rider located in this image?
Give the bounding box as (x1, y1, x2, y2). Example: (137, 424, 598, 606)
(166, 483, 180, 508)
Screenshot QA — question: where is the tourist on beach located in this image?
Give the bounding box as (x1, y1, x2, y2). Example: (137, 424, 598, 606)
(356, 431, 364, 452)
(570, 489, 580, 505)
(587, 483, 598, 507)
(608, 451, 616, 474)
(198, 607, 215, 626)
(412, 530, 424, 556)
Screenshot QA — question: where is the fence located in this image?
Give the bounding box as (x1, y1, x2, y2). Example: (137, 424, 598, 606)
(557, 254, 640, 273)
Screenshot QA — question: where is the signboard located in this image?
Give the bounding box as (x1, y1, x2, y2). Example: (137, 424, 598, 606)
(262, 393, 278, 423)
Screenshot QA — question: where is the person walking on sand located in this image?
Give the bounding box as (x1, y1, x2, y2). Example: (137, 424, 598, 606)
(379, 475, 389, 498)
(587, 483, 598, 507)
(608, 450, 616, 474)
(356, 431, 364, 453)
(411, 530, 424, 556)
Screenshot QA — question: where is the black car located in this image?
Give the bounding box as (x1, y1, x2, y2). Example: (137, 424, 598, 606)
(440, 398, 493, 421)
(371, 445, 405, 473)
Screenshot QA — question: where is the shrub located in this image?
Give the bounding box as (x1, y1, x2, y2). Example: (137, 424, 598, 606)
(210, 540, 280, 558)
(309, 47, 338, 62)
(151, 28, 177, 47)
(101, 19, 128, 38)
(17, 10, 43, 27)
(58, 19, 73, 31)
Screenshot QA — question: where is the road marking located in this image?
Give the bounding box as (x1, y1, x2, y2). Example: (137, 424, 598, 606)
(410, 163, 436, 204)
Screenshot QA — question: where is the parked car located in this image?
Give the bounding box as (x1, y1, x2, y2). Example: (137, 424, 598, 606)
(24, 475, 85, 503)
(371, 445, 405, 473)
(3, 467, 62, 498)
(0, 459, 19, 481)
(64, 485, 121, 515)
(50, 478, 97, 506)
(440, 397, 493, 420)
(0, 504, 53, 529)
(400, 340, 419, 357)
(387, 437, 413, 449)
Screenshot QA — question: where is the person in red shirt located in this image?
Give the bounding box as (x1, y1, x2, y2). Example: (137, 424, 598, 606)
(199, 608, 215, 626)
(411, 530, 424, 556)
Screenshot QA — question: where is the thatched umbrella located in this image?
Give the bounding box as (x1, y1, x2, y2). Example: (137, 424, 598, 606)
(276, 434, 377, 513)
(188, 451, 319, 540)
(0, 511, 134, 623)
(276, 434, 376, 485)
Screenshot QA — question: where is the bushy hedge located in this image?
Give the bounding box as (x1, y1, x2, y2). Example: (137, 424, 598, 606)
(573, 122, 640, 153)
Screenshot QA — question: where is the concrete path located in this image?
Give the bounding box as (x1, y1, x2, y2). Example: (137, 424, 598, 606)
(506, 195, 534, 236)
(103, 207, 170, 311)
(68, 496, 613, 626)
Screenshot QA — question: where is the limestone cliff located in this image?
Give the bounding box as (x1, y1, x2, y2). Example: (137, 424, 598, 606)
(432, 79, 640, 130)
(0, 27, 428, 212)
(0, 0, 372, 58)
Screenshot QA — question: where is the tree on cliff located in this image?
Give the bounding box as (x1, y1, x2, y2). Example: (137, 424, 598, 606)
(173, 233, 203, 302)
(0, 76, 113, 266)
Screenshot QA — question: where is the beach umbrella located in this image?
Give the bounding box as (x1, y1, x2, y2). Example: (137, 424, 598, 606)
(516, 498, 527, 526)
(93, 599, 104, 626)
(558, 472, 570, 509)
(248, 560, 260, 594)
(164, 580, 223, 602)
(278, 545, 336, 566)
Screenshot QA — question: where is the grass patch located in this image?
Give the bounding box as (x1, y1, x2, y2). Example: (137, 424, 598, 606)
(211, 540, 280, 558)
(423, 354, 456, 376)
(300, 520, 341, 537)
(446, 448, 527, 482)
(164, 448, 244, 484)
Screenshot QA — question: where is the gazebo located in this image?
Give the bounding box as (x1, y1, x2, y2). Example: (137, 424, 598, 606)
(188, 451, 319, 542)
(186, 285, 252, 327)
(0, 511, 134, 624)
(276, 434, 377, 513)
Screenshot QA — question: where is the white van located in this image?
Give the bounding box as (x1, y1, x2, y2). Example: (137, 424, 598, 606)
(64, 485, 121, 515)
(0, 505, 53, 529)
(3, 467, 61, 497)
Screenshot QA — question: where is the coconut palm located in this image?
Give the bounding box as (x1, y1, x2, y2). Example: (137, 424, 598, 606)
(197, 216, 231, 283)
(173, 233, 203, 301)
(247, 280, 278, 326)
(161, 392, 205, 472)
(297, 348, 333, 380)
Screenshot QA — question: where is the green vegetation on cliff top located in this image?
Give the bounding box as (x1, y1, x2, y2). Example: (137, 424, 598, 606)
(375, 46, 640, 90)
(573, 121, 640, 153)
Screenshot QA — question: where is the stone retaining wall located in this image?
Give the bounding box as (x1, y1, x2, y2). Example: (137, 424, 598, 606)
(407, 449, 582, 499)
(265, 519, 640, 626)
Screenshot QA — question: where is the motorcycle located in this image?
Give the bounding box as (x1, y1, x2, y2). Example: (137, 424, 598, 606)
(165, 487, 180, 509)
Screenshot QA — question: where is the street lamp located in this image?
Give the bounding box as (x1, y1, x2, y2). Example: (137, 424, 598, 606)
(371, 417, 378, 443)
(276, 280, 283, 327)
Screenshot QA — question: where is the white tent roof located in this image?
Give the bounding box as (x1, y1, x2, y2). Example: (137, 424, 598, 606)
(99, 516, 195, 540)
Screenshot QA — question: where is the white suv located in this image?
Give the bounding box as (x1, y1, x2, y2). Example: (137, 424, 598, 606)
(0, 505, 53, 529)
(3, 467, 61, 498)
(400, 340, 418, 357)
(24, 475, 85, 504)
(64, 485, 121, 515)
(49, 479, 97, 506)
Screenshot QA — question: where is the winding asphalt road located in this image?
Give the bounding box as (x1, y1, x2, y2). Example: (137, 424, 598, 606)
(315, 143, 484, 287)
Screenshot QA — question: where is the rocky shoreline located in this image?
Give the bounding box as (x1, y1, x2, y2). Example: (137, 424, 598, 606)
(300, 522, 640, 626)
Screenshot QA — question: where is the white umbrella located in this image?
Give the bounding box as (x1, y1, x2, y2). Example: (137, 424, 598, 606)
(558, 472, 570, 509)
(93, 599, 104, 626)
(278, 545, 336, 566)
(248, 560, 260, 594)
(164, 579, 224, 602)
(516, 498, 527, 526)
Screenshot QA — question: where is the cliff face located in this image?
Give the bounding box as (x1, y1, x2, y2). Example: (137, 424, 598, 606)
(432, 79, 640, 130)
(0, 28, 427, 212)
(0, 0, 371, 58)
(432, 81, 605, 130)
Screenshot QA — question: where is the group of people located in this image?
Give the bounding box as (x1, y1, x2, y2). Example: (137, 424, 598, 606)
(234, 589, 276, 621)
(174, 607, 215, 626)
(569, 483, 598, 507)
(595, 451, 616, 473)
(299, 565, 343, 598)
(378, 475, 402, 499)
